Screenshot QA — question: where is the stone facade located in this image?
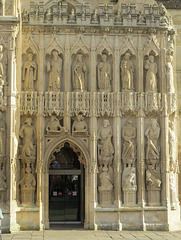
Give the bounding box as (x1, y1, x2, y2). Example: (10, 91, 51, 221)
(1, 0, 181, 232)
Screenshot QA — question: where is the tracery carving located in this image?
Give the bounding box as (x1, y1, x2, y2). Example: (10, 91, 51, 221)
(98, 53, 112, 92)
(72, 53, 87, 92)
(22, 52, 37, 92)
(47, 50, 62, 92)
(121, 52, 134, 92)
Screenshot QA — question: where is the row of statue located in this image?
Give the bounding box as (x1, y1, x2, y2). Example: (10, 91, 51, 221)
(26, 2, 170, 27)
(22, 51, 175, 93)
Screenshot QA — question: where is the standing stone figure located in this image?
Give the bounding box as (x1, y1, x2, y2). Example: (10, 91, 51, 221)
(19, 118, 36, 158)
(121, 53, 134, 91)
(98, 54, 111, 92)
(72, 54, 87, 91)
(169, 121, 177, 165)
(166, 53, 174, 93)
(47, 50, 62, 91)
(98, 120, 114, 168)
(145, 119, 160, 165)
(145, 55, 158, 92)
(22, 52, 37, 91)
(122, 120, 136, 165)
(19, 166, 36, 207)
(0, 111, 6, 157)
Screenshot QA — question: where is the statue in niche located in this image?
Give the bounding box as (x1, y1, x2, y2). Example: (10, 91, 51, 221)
(19, 166, 36, 207)
(145, 55, 158, 92)
(72, 54, 87, 92)
(92, 9, 99, 22)
(98, 120, 114, 168)
(122, 167, 136, 189)
(98, 54, 111, 92)
(169, 121, 176, 164)
(47, 50, 62, 92)
(46, 116, 65, 134)
(166, 53, 174, 93)
(19, 118, 36, 158)
(72, 114, 88, 134)
(137, 11, 146, 24)
(146, 165, 161, 189)
(99, 165, 113, 191)
(121, 52, 134, 91)
(69, 8, 76, 22)
(22, 52, 37, 91)
(145, 119, 160, 166)
(45, 8, 52, 21)
(122, 120, 136, 166)
(0, 111, 6, 157)
(170, 170, 177, 209)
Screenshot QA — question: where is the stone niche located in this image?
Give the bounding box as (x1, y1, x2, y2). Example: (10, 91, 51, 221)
(5, 0, 181, 232)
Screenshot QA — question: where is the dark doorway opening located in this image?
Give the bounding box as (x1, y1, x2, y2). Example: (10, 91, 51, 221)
(49, 143, 85, 224)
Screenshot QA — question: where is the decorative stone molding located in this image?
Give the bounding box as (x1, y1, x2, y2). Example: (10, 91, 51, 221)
(20, 91, 38, 115)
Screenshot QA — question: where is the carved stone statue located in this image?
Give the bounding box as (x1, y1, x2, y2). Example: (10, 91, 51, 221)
(146, 165, 161, 189)
(145, 55, 158, 92)
(19, 118, 36, 158)
(122, 120, 136, 166)
(0, 111, 6, 157)
(47, 50, 62, 92)
(166, 53, 174, 93)
(98, 54, 111, 92)
(22, 52, 37, 91)
(19, 166, 36, 207)
(92, 9, 99, 22)
(69, 8, 76, 22)
(145, 119, 160, 166)
(122, 167, 136, 189)
(72, 114, 88, 133)
(98, 120, 114, 168)
(72, 54, 87, 91)
(169, 121, 176, 164)
(46, 116, 65, 134)
(121, 52, 134, 91)
(99, 166, 113, 191)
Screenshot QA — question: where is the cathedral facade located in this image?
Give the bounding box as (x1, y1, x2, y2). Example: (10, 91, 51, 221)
(1, 0, 181, 232)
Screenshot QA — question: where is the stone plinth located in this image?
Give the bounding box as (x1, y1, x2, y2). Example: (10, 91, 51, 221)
(123, 188, 137, 206)
(147, 189, 161, 206)
(99, 189, 113, 207)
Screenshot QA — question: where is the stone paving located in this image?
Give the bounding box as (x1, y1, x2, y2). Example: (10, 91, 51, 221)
(2, 230, 181, 240)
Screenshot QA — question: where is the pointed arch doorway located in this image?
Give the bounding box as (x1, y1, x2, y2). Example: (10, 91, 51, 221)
(49, 141, 85, 224)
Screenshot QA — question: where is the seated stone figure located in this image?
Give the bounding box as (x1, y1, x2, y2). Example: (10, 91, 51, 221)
(72, 114, 88, 134)
(46, 116, 65, 134)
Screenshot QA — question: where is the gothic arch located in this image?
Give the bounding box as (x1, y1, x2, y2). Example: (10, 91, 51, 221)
(44, 135, 90, 172)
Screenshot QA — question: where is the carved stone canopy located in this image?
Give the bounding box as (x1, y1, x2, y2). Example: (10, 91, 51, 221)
(48, 141, 86, 167)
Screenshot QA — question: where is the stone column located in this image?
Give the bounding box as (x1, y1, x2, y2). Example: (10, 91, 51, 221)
(36, 30, 45, 230)
(88, 35, 98, 229)
(160, 33, 169, 207)
(9, 32, 19, 232)
(137, 34, 145, 207)
(64, 34, 71, 132)
(113, 36, 121, 208)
